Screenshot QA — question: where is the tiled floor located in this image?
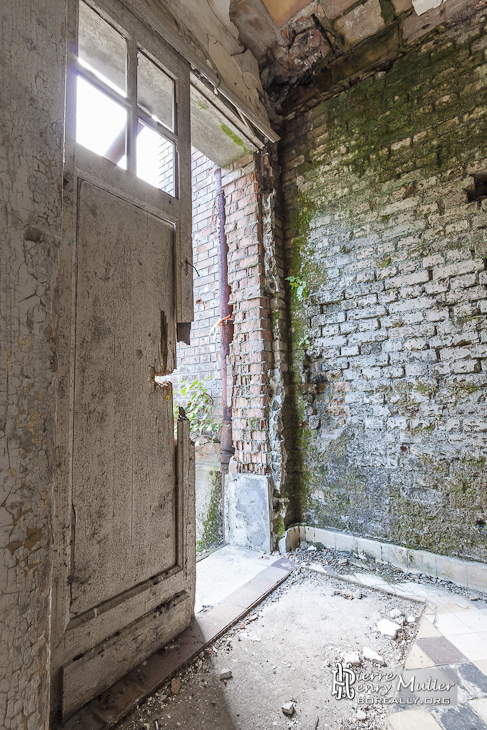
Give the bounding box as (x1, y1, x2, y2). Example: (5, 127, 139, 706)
(304, 561, 487, 730)
(384, 604, 487, 730)
(61, 550, 487, 730)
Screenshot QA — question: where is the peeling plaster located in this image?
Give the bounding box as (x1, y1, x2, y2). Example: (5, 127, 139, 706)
(0, 2, 65, 728)
(412, 0, 443, 14)
(155, 0, 269, 119)
(208, 36, 267, 113)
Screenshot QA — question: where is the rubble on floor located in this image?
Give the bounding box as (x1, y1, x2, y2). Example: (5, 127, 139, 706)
(116, 568, 423, 730)
(289, 542, 487, 605)
(115, 545, 487, 730)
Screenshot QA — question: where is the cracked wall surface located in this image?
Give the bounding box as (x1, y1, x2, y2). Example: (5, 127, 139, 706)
(229, 0, 480, 116)
(0, 1, 66, 729)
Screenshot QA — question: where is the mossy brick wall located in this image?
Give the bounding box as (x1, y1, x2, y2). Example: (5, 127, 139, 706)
(281, 12, 487, 562)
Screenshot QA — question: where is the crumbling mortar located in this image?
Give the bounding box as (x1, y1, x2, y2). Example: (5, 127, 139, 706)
(281, 12, 487, 560)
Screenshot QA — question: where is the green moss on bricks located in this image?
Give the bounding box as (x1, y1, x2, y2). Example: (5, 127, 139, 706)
(220, 123, 247, 151)
(290, 193, 315, 247)
(409, 423, 435, 436)
(273, 515, 286, 540)
(389, 493, 487, 556)
(299, 428, 366, 529)
(284, 16, 487, 562)
(447, 381, 483, 407)
(287, 192, 317, 368)
(289, 191, 326, 291)
(378, 0, 396, 24)
(297, 149, 316, 176)
(197, 471, 223, 552)
(412, 380, 438, 398)
(300, 26, 487, 180)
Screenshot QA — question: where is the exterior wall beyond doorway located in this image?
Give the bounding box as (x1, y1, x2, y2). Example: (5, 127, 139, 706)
(172, 149, 224, 551)
(176, 148, 288, 553)
(223, 150, 288, 553)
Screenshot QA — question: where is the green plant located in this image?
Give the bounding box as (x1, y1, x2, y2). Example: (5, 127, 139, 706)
(286, 275, 308, 301)
(173, 376, 220, 443)
(297, 335, 311, 350)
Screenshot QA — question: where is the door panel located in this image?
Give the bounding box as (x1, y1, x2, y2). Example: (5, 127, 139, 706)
(63, 589, 192, 718)
(52, 1, 195, 722)
(71, 182, 177, 615)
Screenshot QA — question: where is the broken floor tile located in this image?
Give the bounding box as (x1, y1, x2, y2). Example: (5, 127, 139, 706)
(432, 701, 487, 729)
(417, 637, 468, 665)
(456, 662, 487, 700)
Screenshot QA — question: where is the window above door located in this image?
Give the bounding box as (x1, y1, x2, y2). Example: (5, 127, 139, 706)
(75, 0, 179, 197)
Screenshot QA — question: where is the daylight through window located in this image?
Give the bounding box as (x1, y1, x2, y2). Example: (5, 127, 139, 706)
(75, 0, 177, 196)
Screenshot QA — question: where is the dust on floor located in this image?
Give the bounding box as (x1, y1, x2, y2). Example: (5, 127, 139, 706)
(116, 569, 423, 730)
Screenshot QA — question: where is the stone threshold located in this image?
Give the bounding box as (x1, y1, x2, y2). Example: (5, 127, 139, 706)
(196, 545, 221, 563)
(280, 525, 486, 592)
(60, 557, 294, 730)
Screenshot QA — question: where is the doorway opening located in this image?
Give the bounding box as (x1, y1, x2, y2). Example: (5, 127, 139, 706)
(169, 147, 231, 558)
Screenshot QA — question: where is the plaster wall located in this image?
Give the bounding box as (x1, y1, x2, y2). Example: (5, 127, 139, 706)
(0, 2, 66, 728)
(151, 0, 268, 121)
(225, 471, 274, 552)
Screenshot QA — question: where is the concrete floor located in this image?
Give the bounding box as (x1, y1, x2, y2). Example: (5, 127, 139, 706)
(118, 569, 423, 730)
(195, 545, 281, 613)
(114, 549, 487, 730)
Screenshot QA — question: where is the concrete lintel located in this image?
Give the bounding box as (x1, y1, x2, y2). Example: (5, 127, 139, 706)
(281, 525, 487, 591)
(191, 84, 255, 167)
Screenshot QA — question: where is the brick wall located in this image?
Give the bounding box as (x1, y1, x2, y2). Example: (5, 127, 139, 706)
(178, 147, 289, 543)
(223, 154, 272, 474)
(281, 10, 487, 561)
(173, 149, 222, 420)
(222, 148, 289, 544)
(177, 146, 289, 544)
(176, 151, 283, 458)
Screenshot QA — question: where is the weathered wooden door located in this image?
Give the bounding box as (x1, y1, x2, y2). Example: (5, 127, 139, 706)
(52, 0, 195, 721)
